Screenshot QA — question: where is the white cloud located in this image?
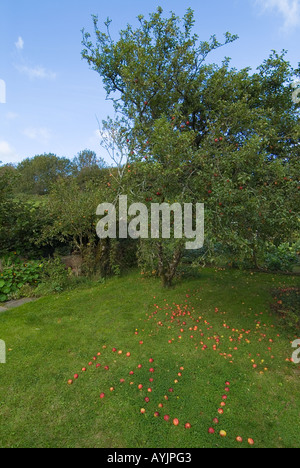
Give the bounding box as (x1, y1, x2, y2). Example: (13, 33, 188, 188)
(16, 64, 57, 80)
(22, 127, 51, 143)
(15, 36, 24, 50)
(255, 0, 300, 31)
(0, 141, 18, 163)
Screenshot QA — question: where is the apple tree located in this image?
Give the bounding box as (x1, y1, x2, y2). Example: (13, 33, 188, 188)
(82, 7, 239, 286)
(82, 7, 299, 283)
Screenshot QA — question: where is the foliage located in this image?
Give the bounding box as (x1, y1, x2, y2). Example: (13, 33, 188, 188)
(16, 154, 74, 195)
(0, 256, 43, 302)
(39, 178, 109, 254)
(263, 242, 300, 272)
(34, 257, 70, 295)
(73, 149, 108, 186)
(0, 197, 52, 258)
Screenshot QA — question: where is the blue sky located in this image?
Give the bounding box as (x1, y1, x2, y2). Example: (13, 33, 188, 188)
(0, 0, 299, 165)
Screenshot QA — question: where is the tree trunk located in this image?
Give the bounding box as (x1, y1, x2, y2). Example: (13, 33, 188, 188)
(157, 242, 183, 288)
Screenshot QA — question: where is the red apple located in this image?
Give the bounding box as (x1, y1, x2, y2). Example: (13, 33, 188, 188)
(173, 418, 179, 426)
(74, 374, 79, 380)
(208, 427, 215, 434)
(185, 423, 191, 429)
(100, 393, 105, 399)
(164, 415, 170, 422)
(67, 379, 73, 385)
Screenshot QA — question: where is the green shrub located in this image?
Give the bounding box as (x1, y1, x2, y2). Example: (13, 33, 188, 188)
(263, 242, 300, 272)
(0, 257, 43, 302)
(35, 258, 69, 295)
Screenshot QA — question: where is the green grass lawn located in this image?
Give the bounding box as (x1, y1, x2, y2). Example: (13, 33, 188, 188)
(0, 268, 299, 448)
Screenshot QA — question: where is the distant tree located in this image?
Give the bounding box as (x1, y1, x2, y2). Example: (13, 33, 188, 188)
(73, 149, 108, 185)
(16, 154, 74, 195)
(73, 149, 99, 170)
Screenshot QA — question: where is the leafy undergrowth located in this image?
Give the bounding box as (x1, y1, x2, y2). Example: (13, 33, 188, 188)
(0, 269, 299, 448)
